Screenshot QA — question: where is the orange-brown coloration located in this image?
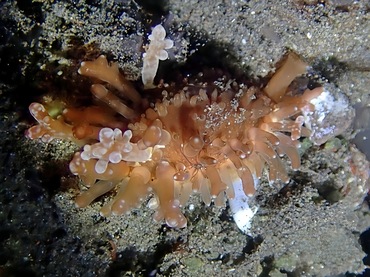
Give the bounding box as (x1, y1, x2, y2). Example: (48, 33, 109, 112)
(27, 102, 126, 144)
(26, 54, 322, 228)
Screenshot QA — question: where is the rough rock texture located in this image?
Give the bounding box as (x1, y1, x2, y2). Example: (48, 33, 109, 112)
(0, 0, 369, 276)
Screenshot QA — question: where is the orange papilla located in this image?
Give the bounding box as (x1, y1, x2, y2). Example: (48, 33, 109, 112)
(72, 123, 101, 140)
(78, 55, 141, 105)
(69, 152, 130, 186)
(63, 106, 126, 129)
(110, 166, 151, 215)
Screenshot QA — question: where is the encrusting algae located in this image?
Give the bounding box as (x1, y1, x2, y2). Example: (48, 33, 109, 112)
(26, 24, 323, 232)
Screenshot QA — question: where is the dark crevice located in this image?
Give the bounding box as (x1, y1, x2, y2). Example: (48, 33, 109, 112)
(106, 238, 184, 276)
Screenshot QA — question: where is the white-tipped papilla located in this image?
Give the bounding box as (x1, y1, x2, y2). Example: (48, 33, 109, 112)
(228, 175, 258, 235)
